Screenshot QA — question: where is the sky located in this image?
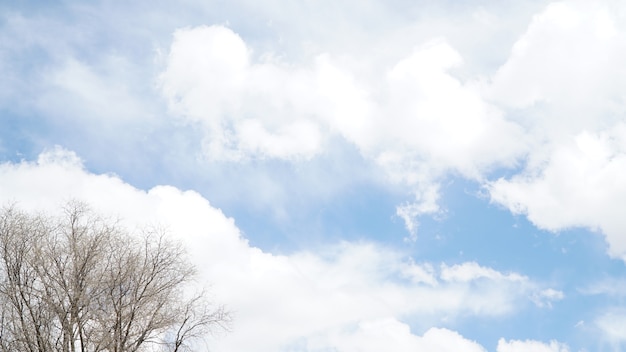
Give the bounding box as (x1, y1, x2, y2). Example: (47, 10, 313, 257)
(1, 0, 626, 351)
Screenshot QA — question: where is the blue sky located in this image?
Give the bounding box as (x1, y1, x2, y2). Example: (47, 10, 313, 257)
(2, 0, 626, 351)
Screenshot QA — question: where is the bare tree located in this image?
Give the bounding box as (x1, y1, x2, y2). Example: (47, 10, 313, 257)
(0, 202, 230, 352)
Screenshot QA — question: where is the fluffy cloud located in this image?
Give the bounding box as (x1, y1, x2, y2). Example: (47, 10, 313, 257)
(8, 0, 626, 258)
(0, 148, 553, 351)
(490, 125, 626, 259)
(159, 25, 327, 161)
(489, 1, 626, 126)
(375, 39, 525, 180)
(159, 25, 527, 235)
(309, 319, 486, 352)
(487, 1, 626, 260)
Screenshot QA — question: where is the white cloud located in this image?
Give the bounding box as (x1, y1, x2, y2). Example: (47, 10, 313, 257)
(396, 189, 440, 242)
(12, 0, 626, 256)
(530, 288, 565, 308)
(375, 39, 525, 180)
(308, 318, 486, 352)
(159, 25, 527, 237)
(0, 147, 554, 351)
(487, 1, 626, 260)
(497, 338, 569, 352)
(10, 0, 626, 268)
(159, 25, 327, 161)
(488, 1, 626, 127)
(440, 262, 526, 283)
(490, 125, 626, 259)
(200, 241, 538, 351)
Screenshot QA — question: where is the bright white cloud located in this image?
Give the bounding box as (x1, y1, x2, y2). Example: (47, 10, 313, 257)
(487, 1, 626, 260)
(160, 25, 327, 161)
(497, 338, 569, 352)
(376, 39, 525, 180)
(309, 318, 486, 352)
(0, 148, 553, 351)
(489, 1, 626, 125)
(490, 125, 626, 259)
(159, 25, 528, 236)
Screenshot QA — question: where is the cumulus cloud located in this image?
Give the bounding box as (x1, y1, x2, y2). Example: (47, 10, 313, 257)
(376, 39, 525, 180)
(159, 25, 527, 236)
(309, 319, 486, 352)
(7, 0, 625, 350)
(488, 1, 626, 126)
(487, 1, 626, 260)
(490, 125, 626, 259)
(159, 25, 327, 161)
(0, 147, 554, 351)
(7, 0, 626, 257)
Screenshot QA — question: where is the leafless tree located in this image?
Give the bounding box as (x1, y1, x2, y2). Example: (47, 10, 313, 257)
(0, 202, 230, 352)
